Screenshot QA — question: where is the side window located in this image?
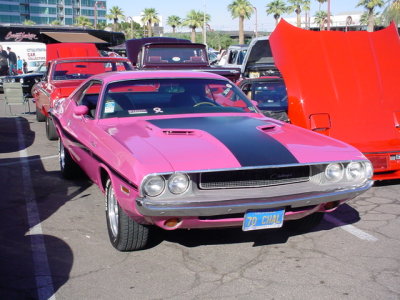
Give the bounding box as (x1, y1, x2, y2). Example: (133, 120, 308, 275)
(227, 50, 238, 64)
(76, 81, 102, 118)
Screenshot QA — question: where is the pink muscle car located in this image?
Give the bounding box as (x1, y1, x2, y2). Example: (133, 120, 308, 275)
(51, 70, 373, 251)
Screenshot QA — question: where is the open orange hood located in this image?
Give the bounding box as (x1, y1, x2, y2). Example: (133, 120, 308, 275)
(269, 20, 400, 153)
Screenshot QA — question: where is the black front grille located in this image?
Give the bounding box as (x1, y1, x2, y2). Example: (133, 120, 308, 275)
(199, 166, 310, 189)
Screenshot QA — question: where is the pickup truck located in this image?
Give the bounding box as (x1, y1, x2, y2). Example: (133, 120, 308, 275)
(125, 37, 240, 82)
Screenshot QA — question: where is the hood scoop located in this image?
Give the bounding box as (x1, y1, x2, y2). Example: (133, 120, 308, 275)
(259, 124, 276, 132)
(163, 129, 195, 136)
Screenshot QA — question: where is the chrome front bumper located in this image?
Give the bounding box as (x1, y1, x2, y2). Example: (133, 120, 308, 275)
(135, 180, 373, 217)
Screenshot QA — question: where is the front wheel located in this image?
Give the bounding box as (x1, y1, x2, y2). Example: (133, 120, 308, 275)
(46, 116, 58, 140)
(105, 179, 150, 251)
(285, 212, 325, 233)
(59, 139, 81, 179)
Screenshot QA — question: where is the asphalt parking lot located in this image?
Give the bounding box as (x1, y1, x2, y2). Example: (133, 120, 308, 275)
(0, 102, 399, 300)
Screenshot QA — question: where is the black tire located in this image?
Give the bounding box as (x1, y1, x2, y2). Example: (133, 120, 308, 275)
(285, 212, 325, 233)
(46, 116, 59, 141)
(36, 106, 45, 122)
(105, 179, 150, 251)
(59, 139, 81, 179)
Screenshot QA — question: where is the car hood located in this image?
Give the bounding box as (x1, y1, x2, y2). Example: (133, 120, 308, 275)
(103, 115, 364, 173)
(269, 20, 400, 153)
(241, 37, 277, 74)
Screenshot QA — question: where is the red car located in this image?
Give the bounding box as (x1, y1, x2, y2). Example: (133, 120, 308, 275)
(32, 43, 132, 140)
(270, 21, 400, 180)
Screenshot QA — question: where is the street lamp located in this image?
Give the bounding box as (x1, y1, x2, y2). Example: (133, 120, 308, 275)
(327, 0, 331, 30)
(203, 0, 207, 46)
(127, 16, 134, 39)
(94, 1, 105, 29)
(252, 6, 258, 38)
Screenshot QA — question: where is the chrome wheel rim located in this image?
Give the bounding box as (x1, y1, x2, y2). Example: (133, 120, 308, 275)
(107, 185, 119, 237)
(59, 140, 65, 170)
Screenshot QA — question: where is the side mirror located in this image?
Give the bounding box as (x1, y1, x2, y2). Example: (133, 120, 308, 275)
(73, 105, 89, 116)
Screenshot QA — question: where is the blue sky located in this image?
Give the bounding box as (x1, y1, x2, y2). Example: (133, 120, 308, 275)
(106, 0, 372, 32)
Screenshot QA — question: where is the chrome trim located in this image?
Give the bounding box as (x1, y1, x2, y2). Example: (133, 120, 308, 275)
(136, 180, 373, 216)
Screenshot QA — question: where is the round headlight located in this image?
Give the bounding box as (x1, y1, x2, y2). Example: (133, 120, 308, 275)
(10, 78, 15, 83)
(143, 175, 165, 197)
(168, 173, 190, 194)
(20, 78, 24, 84)
(364, 161, 374, 179)
(346, 162, 365, 181)
(325, 163, 344, 182)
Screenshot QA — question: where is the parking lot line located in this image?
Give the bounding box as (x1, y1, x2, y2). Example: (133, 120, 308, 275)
(16, 118, 56, 300)
(324, 214, 378, 242)
(0, 155, 58, 167)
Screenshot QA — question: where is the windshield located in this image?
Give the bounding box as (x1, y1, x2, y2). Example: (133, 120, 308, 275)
(100, 78, 257, 119)
(252, 81, 288, 111)
(52, 60, 132, 80)
(145, 47, 208, 64)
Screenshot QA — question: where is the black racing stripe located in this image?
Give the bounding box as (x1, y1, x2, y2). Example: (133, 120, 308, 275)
(149, 117, 298, 167)
(52, 115, 138, 190)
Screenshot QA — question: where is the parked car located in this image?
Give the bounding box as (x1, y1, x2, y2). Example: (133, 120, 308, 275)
(218, 44, 248, 68)
(240, 36, 280, 78)
(125, 37, 241, 82)
(51, 70, 373, 251)
(270, 20, 400, 180)
(32, 43, 132, 140)
(238, 76, 288, 122)
(0, 63, 46, 98)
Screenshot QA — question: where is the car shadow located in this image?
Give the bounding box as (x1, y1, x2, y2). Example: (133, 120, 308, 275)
(0, 149, 90, 298)
(0, 117, 35, 153)
(158, 203, 360, 249)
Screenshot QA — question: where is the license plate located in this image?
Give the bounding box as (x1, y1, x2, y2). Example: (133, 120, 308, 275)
(242, 209, 285, 231)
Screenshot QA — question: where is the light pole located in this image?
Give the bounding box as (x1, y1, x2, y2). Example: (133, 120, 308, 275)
(94, 1, 104, 29)
(127, 16, 134, 39)
(203, 0, 207, 46)
(327, 0, 331, 30)
(252, 6, 258, 38)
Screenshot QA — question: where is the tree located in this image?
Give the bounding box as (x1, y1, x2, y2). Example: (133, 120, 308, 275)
(167, 15, 182, 34)
(316, 0, 327, 11)
(357, 0, 385, 32)
(381, 0, 400, 26)
(183, 10, 204, 42)
(227, 0, 254, 45)
(74, 16, 93, 28)
(266, 0, 287, 26)
(23, 19, 36, 25)
(51, 19, 62, 26)
(287, 0, 306, 27)
(106, 6, 124, 32)
(141, 8, 160, 37)
(314, 10, 328, 30)
(302, 0, 311, 28)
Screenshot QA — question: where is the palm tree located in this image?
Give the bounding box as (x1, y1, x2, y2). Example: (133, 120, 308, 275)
(314, 10, 328, 30)
(23, 19, 36, 25)
(141, 8, 160, 37)
(266, 0, 287, 26)
(287, 0, 306, 27)
(183, 10, 203, 42)
(302, 0, 311, 28)
(167, 15, 182, 34)
(316, 0, 327, 11)
(227, 0, 254, 44)
(357, 0, 385, 32)
(51, 19, 62, 26)
(106, 6, 124, 32)
(74, 16, 93, 28)
(382, 0, 400, 26)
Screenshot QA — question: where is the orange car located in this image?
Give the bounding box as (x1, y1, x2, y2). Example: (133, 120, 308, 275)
(269, 20, 400, 180)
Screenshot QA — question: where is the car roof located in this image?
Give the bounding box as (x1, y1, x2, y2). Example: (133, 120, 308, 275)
(91, 70, 227, 84)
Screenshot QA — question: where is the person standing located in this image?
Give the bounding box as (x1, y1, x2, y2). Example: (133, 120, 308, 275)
(17, 56, 23, 73)
(7, 47, 17, 75)
(0, 45, 9, 76)
(22, 59, 28, 74)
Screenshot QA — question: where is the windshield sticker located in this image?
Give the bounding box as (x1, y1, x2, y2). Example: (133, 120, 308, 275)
(172, 57, 181, 62)
(226, 84, 232, 88)
(128, 109, 148, 115)
(104, 101, 115, 113)
(153, 107, 164, 114)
